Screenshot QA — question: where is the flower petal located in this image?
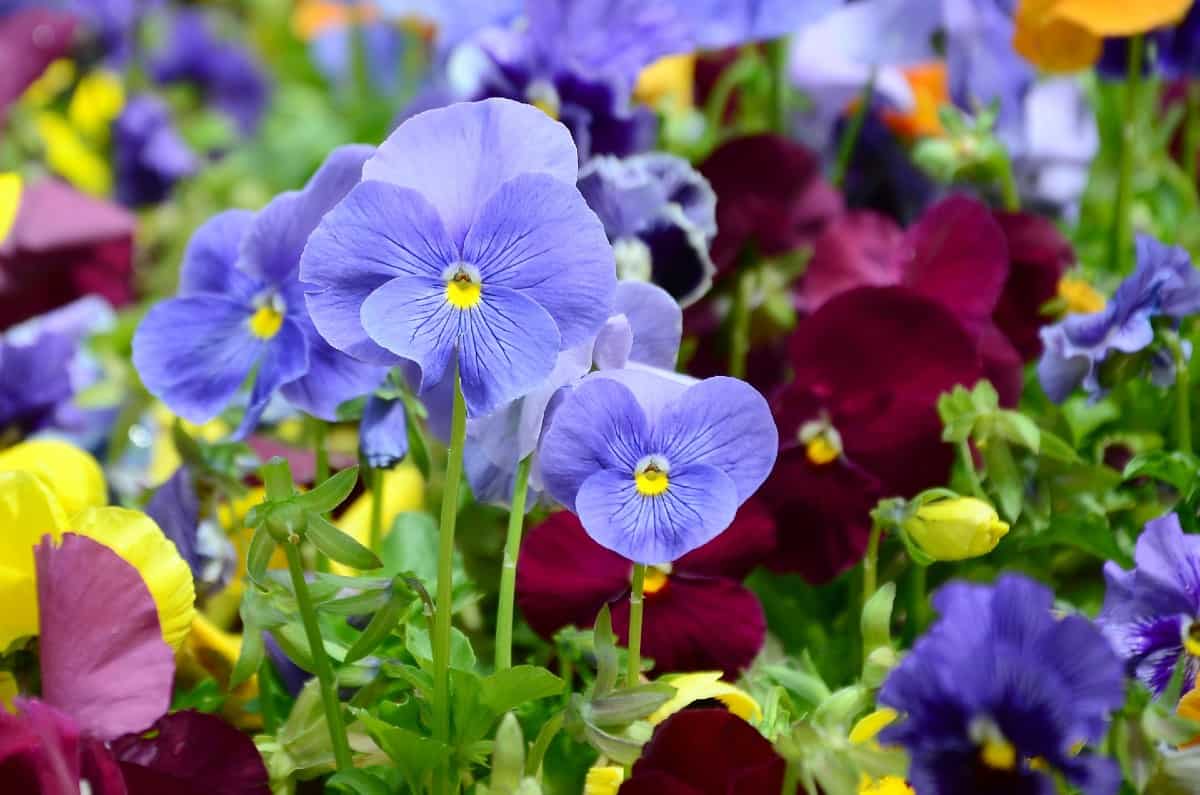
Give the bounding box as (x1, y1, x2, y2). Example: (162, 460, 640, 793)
(300, 180, 457, 365)
(279, 331, 386, 421)
(363, 98, 579, 244)
(652, 377, 778, 502)
(0, 471, 68, 649)
(176, 209, 258, 298)
(796, 210, 905, 313)
(132, 296, 263, 424)
(0, 698, 83, 794)
(36, 534, 175, 741)
(575, 463, 738, 564)
(0, 438, 106, 518)
(677, 497, 776, 580)
(462, 172, 616, 349)
(236, 316, 310, 439)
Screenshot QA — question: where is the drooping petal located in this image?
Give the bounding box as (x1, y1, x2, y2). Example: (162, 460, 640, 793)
(36, 533, 175, 741)
(516, 510, 631, 639)
(575, 463, 739, 564)
(652, 377, 778, 503)
(176, 209, 258, 299)
(235, 317, 310, 439)
(362, 98, 579, 245)
(540, 376, 652, 511)
(71, 507, 197, 650)
(592, 315, 634, 371)
(462, 172, 616, 349)
(300, 180, 457, 365)
(360, 395, 410, 469)
(111, 710, 271, 795)
(132, 296, 264, 424)
(611, 574, 765, 677)
(279, 330, 386, 421)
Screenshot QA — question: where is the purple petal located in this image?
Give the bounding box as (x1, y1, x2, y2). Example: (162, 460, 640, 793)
(615, 281, 682, 369)
(279, 331, 386, 421)
(463, 172, 615, 349)
(1132, 514, 1200, 608)
(360, 395, 410, 469)
(133, 296, 263, 424)
(802, 0, 939, 66)
(526, 0, 693, 78)
(36, 534, 175, 742)
(363, 98, 579, 245)
(652, 377, 777, 502)
(592, 315, 634, 370)
(0, 10, 78, 111)
(590, 365, 696, 424)
(236, 318, 310, 437)
(540, 375, 652, 510)
(177, 210, 257, 298)
(300, 180, 456, 365)
(575, 463, 739, 564)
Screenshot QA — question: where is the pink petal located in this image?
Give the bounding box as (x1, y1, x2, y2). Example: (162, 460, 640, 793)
(796, 211, 906, 313)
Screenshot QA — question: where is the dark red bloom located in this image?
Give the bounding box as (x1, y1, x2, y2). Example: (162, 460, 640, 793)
(517, 502, 775, 677)
(700, 134, 843, 275)
(619, 709, 797, 795)
(0, 9, 77, 115)
(0, 180, 135, 330)
(764, 286, 982, 582)
(797, 195, 1068, 406)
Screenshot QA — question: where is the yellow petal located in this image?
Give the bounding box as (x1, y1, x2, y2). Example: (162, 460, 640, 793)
(0, 172, 21, 243)
(71, 507, 196, 649)
(648, 671, 763, 725)
(1051, 0, 1192, 36)
(0, 439, 107, 518)
(1012, 5, 1102, 73)
(850, 708, 900, 745)
(22, 58, 76, 107)
(35, 111, 112, 196)
(68, 70, 125, 141)
(331, 464, 425, 574)
(635, 53, 695, 111)
(585, 766, 626, 795)
(860, 776, 914, 795)
(0, 471, 68, 649)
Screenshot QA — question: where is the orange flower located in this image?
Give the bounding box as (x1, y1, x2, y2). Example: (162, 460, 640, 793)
(1013, 0, 1193, 72)
(882, 62, 948, 139)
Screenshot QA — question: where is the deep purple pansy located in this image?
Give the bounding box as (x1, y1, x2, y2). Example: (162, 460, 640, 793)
(114, 94, 198, 208)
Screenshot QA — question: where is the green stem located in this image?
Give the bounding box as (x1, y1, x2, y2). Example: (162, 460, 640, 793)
(959, 439, 985, 499)
(369, 467, 385, 552)
(765, 38, 790, 134)
(781, 758, 800, 795)
(283, 542, 353, 771)
(831, 70, 876, 189)
(1169, 332, 1193, 456)
(1186, 81, 1200, 189)
(258, 657, 280, 734)
(1108, 35, 1144, 273)
(906, 563, 929, 639)
(703, 48, 761, 141)
(997, 152, 1020, 212)
(728, 269, 754, 379)
(309, 417, 331, 572)
(861, 521, 883, 607)
(433, 363, 467, 794)
(626, 564, 647, 686)
(495, 455, 533, 671)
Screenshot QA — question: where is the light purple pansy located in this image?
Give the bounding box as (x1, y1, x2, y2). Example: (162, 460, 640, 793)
(300, 98, 617, 419)
(688, 0, 841, 49)
(540, 368, 777, 564)
(465, 281, 683, 507)
(133, 145, 388, 438)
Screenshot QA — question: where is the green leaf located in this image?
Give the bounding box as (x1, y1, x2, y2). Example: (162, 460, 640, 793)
(982, 440, 1023, 522)
(357, 712, 450, 793)
(294, 466, 360, 514)
(230, 627, 264, 689)
(1037, 430, 1080, 463)
(593, 605, 619, 697)
(860, 582, 895, 656)
(992, 410, 1040, 453)
(344, 590, 409, 663)
(380, 512, 439, 582)
(589, 683, 674, 728)
(1123, 450, 1200, 492)
(479, 666, 565, 716)
(306, 512, 383, 570)
(406, 624, 476, 671)
(319, 588, 391, 616)
(246, 526, 275, 586)
(327, 770, 392, 795)
(1020, 512, 1130, 565)
(1061, 396, 1120, 446)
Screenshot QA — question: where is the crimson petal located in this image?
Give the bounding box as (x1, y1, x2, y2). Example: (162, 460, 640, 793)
(677, 498, 776, 580)
(992, 210, 1074, 361)
(796, 210, 905, 313)
(0, 10, 77, 114)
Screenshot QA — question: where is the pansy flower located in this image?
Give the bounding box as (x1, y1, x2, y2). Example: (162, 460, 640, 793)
(1099, 513, 1200, 697)
(300, 98, 617, 419)
(462, 280, 682, 507)
(699, 134, 843, 277)
(1038, 234, 1200, 402)
(687, 0, 840, 49)
(517, 501, 773, 676)
(764, 286, 982, 583)
(134, 145, 389, 437)
(540, 367, 777, 563)
(113, 94, 198, 208)
(880, 574, 1125, 795)
(1014, 0, 1191, 72)
(0, 178, 134, 329)
(0, 7, 77, 115)
(577, 153, 717, 306)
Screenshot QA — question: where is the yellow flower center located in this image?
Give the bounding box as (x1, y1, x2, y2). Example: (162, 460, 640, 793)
(445, 268, 482, 310)
(635, 467, 669, 496)
(1184, 621, 1200, 657)
(643, 565, 671, 594)
(806, 435, 840, 465)
(800, 418, 842, 466)
(981, 737, 1017, 771)
(249, 304, 285, 339)
(1058, 277, 1106, 314)
(526, 79, 561, 120)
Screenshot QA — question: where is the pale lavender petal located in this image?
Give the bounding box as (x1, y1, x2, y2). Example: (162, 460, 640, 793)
(280, 328, 386, 421)
(360, 395, 409, 469)
(301, 181, 457, 365)
(36, 534, 175, 742)
(360, 276, 461, 395)
(590, 365, 695, 424)
(235, 317, 310, 438)
(362, 98, 579, 245)
(615, 281, 681, 369)
(575, 462, 738, 564)
(462, 172, 616, 348)
(652, 377, 777, 502)
(592, 315, 634, 371)
(177, 210, 258, 300)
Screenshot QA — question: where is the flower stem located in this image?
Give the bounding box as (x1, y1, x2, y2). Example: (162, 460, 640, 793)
(781, 758, 800, 795)
(728, 268, 754, 379)
(369, 466, 385, 552)
(906, 562, 929, 637)
(495, 455, 533, 671)
(1169, 331, 1193, 456)
(283, 541, 353, 771)
(765, 37, 790, 134)
(861, 521, 883, 606)
(626, 563, 647, 686)
(997, 151, 1020, 212)
(310, 416, 331, 571)
(433, 363, 467, 793)
(959, 439, 985, 499)
(1108, 35, 1144, 273)
(1186, 81, 1200, 188)
(831, 69, 876, 189)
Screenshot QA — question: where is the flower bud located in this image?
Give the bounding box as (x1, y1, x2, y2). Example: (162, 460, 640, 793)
(902, 497, 1009, 562)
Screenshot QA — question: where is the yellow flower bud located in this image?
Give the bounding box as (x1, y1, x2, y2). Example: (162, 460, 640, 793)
(902, 497, 1009, 562)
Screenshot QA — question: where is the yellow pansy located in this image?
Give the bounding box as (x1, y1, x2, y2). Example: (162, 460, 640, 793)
(635, 53, 695, 112)
(647, 671, 762, 725)
(851, 709, 914, 795)
(68, 70, 125, 141)
(882, 62, 948, 140)
(0, 172, 20, 244)
(0, 471, 68, 650)
(584, 765, 625, 795)
(35, 112, 112, 196)
(0, 439, 107, 518)
(330, 464, 424, 574)
(178, 611, 262, 730)
(22, 58, 76, 106)
(0, 671, 16, 710)
(860, 777, 914, 795)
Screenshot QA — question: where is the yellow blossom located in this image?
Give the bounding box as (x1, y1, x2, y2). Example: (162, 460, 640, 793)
(1012, 0, 1190, 73)
(647, 671, 762, 725)
(330, 464, 425, 574)
(0, 439, 107, 518)
(1057, 277, 1106, 314)
(68, 70, 125, 141)
(635, 53, 695, 112)
(35, 111, 112, 195)
(902, 497, 1009, 562)
(584, 765, 625, 795)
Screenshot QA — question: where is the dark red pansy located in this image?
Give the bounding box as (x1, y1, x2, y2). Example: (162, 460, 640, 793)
(764, 286, 982, 583)
(700, 134, 843, 276)
(0, 9, 77, 115)
(619, 709, 796, 795)
(517, 502, 775, 677)
(111, 711, 270, 795)
(0, 699, 125, 795)
(990, 211, 1074, 360)
(0, 180, 135, 330)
